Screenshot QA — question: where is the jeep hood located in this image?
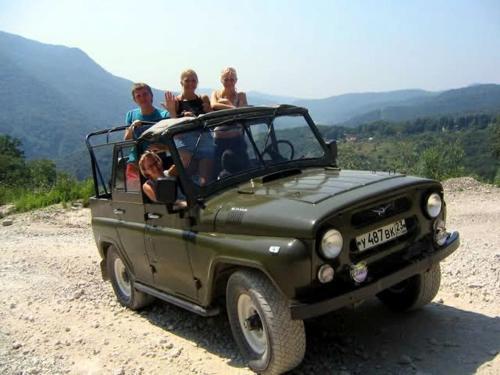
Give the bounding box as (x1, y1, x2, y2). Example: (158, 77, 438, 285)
(206, 169, 437, 238)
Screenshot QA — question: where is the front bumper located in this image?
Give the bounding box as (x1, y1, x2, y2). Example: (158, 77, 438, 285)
(290, 231, 460, 320)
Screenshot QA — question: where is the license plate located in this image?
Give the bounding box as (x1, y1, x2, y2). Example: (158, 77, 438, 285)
(356, 219, 407, 251)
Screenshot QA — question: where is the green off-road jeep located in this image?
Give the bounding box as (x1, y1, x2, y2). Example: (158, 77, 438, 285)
(86, 105, 460, 374)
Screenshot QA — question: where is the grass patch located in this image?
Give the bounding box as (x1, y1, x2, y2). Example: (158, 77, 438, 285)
(1, 177, 94, 213)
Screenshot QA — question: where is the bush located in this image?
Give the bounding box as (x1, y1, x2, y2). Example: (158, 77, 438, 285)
(0, 134, 94, 212)
(10, 177, 94, 213)
(494, 168, 500, 187)
(28, 159, 57, 189)
(416, 140, 465, 181)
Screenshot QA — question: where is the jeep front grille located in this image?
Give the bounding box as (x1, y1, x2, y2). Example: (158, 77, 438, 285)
(351, 196, 411, 228)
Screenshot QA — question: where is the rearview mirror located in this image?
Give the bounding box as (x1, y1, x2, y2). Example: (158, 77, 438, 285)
(156, 176, 177, 204)
(326, 140, 338, 166)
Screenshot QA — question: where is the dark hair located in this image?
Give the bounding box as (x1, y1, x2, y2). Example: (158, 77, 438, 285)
(131, 83, 153, 100)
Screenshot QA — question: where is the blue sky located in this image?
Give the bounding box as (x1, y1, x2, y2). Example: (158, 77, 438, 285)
(0, 0, 499, 98)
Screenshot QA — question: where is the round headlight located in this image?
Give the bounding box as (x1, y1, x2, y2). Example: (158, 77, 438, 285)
(426, 193, 442, 218)
(321, 229, 343, 258)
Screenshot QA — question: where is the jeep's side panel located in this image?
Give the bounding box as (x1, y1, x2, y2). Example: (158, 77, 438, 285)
(186, 233, 312, 306)
(111, 194, 154, 285)
(89, 197, 120, 259)
(144, 203, 198, 301)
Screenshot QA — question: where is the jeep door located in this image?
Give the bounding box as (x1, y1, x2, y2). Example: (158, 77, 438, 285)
(111, 144, 154, 285)
(144, 203, 198, 301)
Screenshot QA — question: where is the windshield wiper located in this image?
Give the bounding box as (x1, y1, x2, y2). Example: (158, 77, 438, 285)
(243, 125, 266, 167)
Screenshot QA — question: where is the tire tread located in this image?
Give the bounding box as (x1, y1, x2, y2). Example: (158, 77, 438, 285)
(227, 270, 305, 375)
(106, 246, 154, 310)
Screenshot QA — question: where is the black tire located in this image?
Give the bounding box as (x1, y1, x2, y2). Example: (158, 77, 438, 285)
(106, 246, 154, 310)
(226, 270, 305, 375)
(377, 263, 441, 312)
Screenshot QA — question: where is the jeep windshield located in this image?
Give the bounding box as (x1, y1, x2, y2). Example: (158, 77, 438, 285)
(168, 112, 329, 195)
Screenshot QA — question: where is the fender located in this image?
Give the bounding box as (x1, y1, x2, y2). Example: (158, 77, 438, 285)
(95, 234, 136, 282)
(187, 232, 313, 306)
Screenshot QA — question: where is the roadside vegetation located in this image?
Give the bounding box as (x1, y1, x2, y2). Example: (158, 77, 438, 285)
(1, 113, 499, 214)
(322, 113, 500, 185)
(0, 134, 93, 213)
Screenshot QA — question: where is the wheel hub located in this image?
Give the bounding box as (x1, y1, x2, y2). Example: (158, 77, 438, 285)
(244, 313, 262, 331)
(113, 257, 131, 298)
(237, 294, 267, 355)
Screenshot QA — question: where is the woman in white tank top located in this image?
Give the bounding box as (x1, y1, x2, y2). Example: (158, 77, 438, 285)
(210, 67, 250, 178)
(210, 67, 248, 110)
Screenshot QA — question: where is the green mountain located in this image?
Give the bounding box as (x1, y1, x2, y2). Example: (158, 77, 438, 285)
(0, 31, 292, 168)
(293, 89, 437, 124)
(0, 31, 165, 159)
(1, 30, 499, 179)
(341, 84, 500, 126)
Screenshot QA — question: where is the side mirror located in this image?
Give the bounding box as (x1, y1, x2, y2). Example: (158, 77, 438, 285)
(156, 176, 177, 204)
(326, 139, 338, 166)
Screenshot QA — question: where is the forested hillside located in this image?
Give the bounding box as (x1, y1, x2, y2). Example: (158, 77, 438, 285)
(342, 85, 500, 126)
(0, 31, 167, 160)
(0, 31, 305, 172)
(0, 134, 92, 211)
(1, 30, 499, 185)
(322, 114, 500, 184)
(294, 89, 435, 124)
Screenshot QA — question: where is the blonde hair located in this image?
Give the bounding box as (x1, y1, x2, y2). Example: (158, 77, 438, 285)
(180, 69, 198, 83)
(131, 82, 153, 100)
(221, 67, 238, 81)
(138, 151, 162, 178)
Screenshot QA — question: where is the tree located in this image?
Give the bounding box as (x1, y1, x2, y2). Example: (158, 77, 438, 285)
(0, 134, 24, 158)
(0, 134, 27, 185)
(491, 120, 500, 160)
(28, 159, 57, 189)
(417, 140, 465, 181)
(338, 142, 372, 170)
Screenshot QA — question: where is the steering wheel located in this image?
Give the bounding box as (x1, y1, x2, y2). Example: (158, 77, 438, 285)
(262, 140, 295, 161)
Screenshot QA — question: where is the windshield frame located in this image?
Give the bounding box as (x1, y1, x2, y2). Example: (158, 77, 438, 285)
(142, 106, 332, 203)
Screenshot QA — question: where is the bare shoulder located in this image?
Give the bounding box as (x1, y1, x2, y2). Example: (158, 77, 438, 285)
(210, 90, 221, 102)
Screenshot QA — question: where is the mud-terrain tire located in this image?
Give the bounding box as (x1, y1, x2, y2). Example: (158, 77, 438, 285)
(106, 246, 154, 310)
(377, 263, 441, 312)
(226, 270, 306, 375)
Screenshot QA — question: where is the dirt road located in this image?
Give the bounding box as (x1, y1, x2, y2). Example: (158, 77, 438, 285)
(1, 177, 499, 374)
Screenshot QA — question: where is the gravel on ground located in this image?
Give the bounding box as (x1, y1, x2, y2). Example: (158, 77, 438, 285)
(0, 177, 499, 374)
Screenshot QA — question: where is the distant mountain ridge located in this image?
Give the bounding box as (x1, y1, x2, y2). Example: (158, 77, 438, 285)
(341, 84, 500, 126)
(292, 89, 437, 124)
(1, 31, 137, 159)
(1, 30, 500, 175)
